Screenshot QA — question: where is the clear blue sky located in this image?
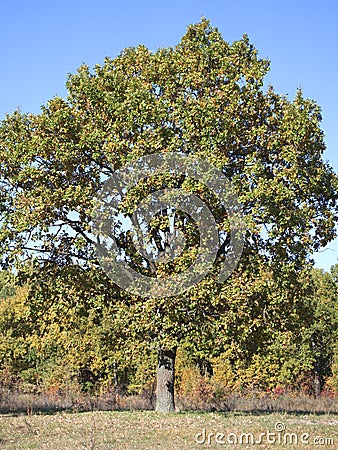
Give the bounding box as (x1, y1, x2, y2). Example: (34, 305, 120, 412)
(1, 0, 337, 271)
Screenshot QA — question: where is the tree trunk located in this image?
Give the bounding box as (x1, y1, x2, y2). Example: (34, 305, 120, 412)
(197, 358, 213, 377)
(155, 347, 177, 412)
(313, 369, 323, 398)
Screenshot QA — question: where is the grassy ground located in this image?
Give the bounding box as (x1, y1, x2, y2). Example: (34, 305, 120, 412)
(0, 410, 337, 449)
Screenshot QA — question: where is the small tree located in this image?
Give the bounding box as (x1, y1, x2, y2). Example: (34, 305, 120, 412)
(0, 19, 337, 411)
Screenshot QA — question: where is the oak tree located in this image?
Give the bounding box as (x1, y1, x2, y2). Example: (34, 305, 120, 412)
(0, 19, 337, 411)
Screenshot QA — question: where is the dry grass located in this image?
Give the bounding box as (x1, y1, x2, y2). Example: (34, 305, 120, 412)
(0, 410, 338, 449)
(1, 389, 338, 415)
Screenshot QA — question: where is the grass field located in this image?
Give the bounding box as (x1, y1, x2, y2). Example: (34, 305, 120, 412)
(0, 410, 337, 449)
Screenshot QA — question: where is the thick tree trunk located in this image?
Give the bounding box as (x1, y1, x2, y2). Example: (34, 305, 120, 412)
(313, 369, 323, 398)
(155, 347, 177, 412)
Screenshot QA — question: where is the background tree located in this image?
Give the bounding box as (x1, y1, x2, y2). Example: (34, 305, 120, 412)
(304, 267, 338, 396)
(0, 19, 337, 411)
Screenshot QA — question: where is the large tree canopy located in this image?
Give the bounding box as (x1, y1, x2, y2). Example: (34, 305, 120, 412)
(0, 19, 337, 411)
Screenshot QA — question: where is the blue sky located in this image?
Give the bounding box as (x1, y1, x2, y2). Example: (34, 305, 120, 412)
(1, 0, 337, 271)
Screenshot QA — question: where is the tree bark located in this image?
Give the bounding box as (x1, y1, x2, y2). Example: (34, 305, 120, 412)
(155, 347, 177, 412)
(313, 369, 323, 398)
